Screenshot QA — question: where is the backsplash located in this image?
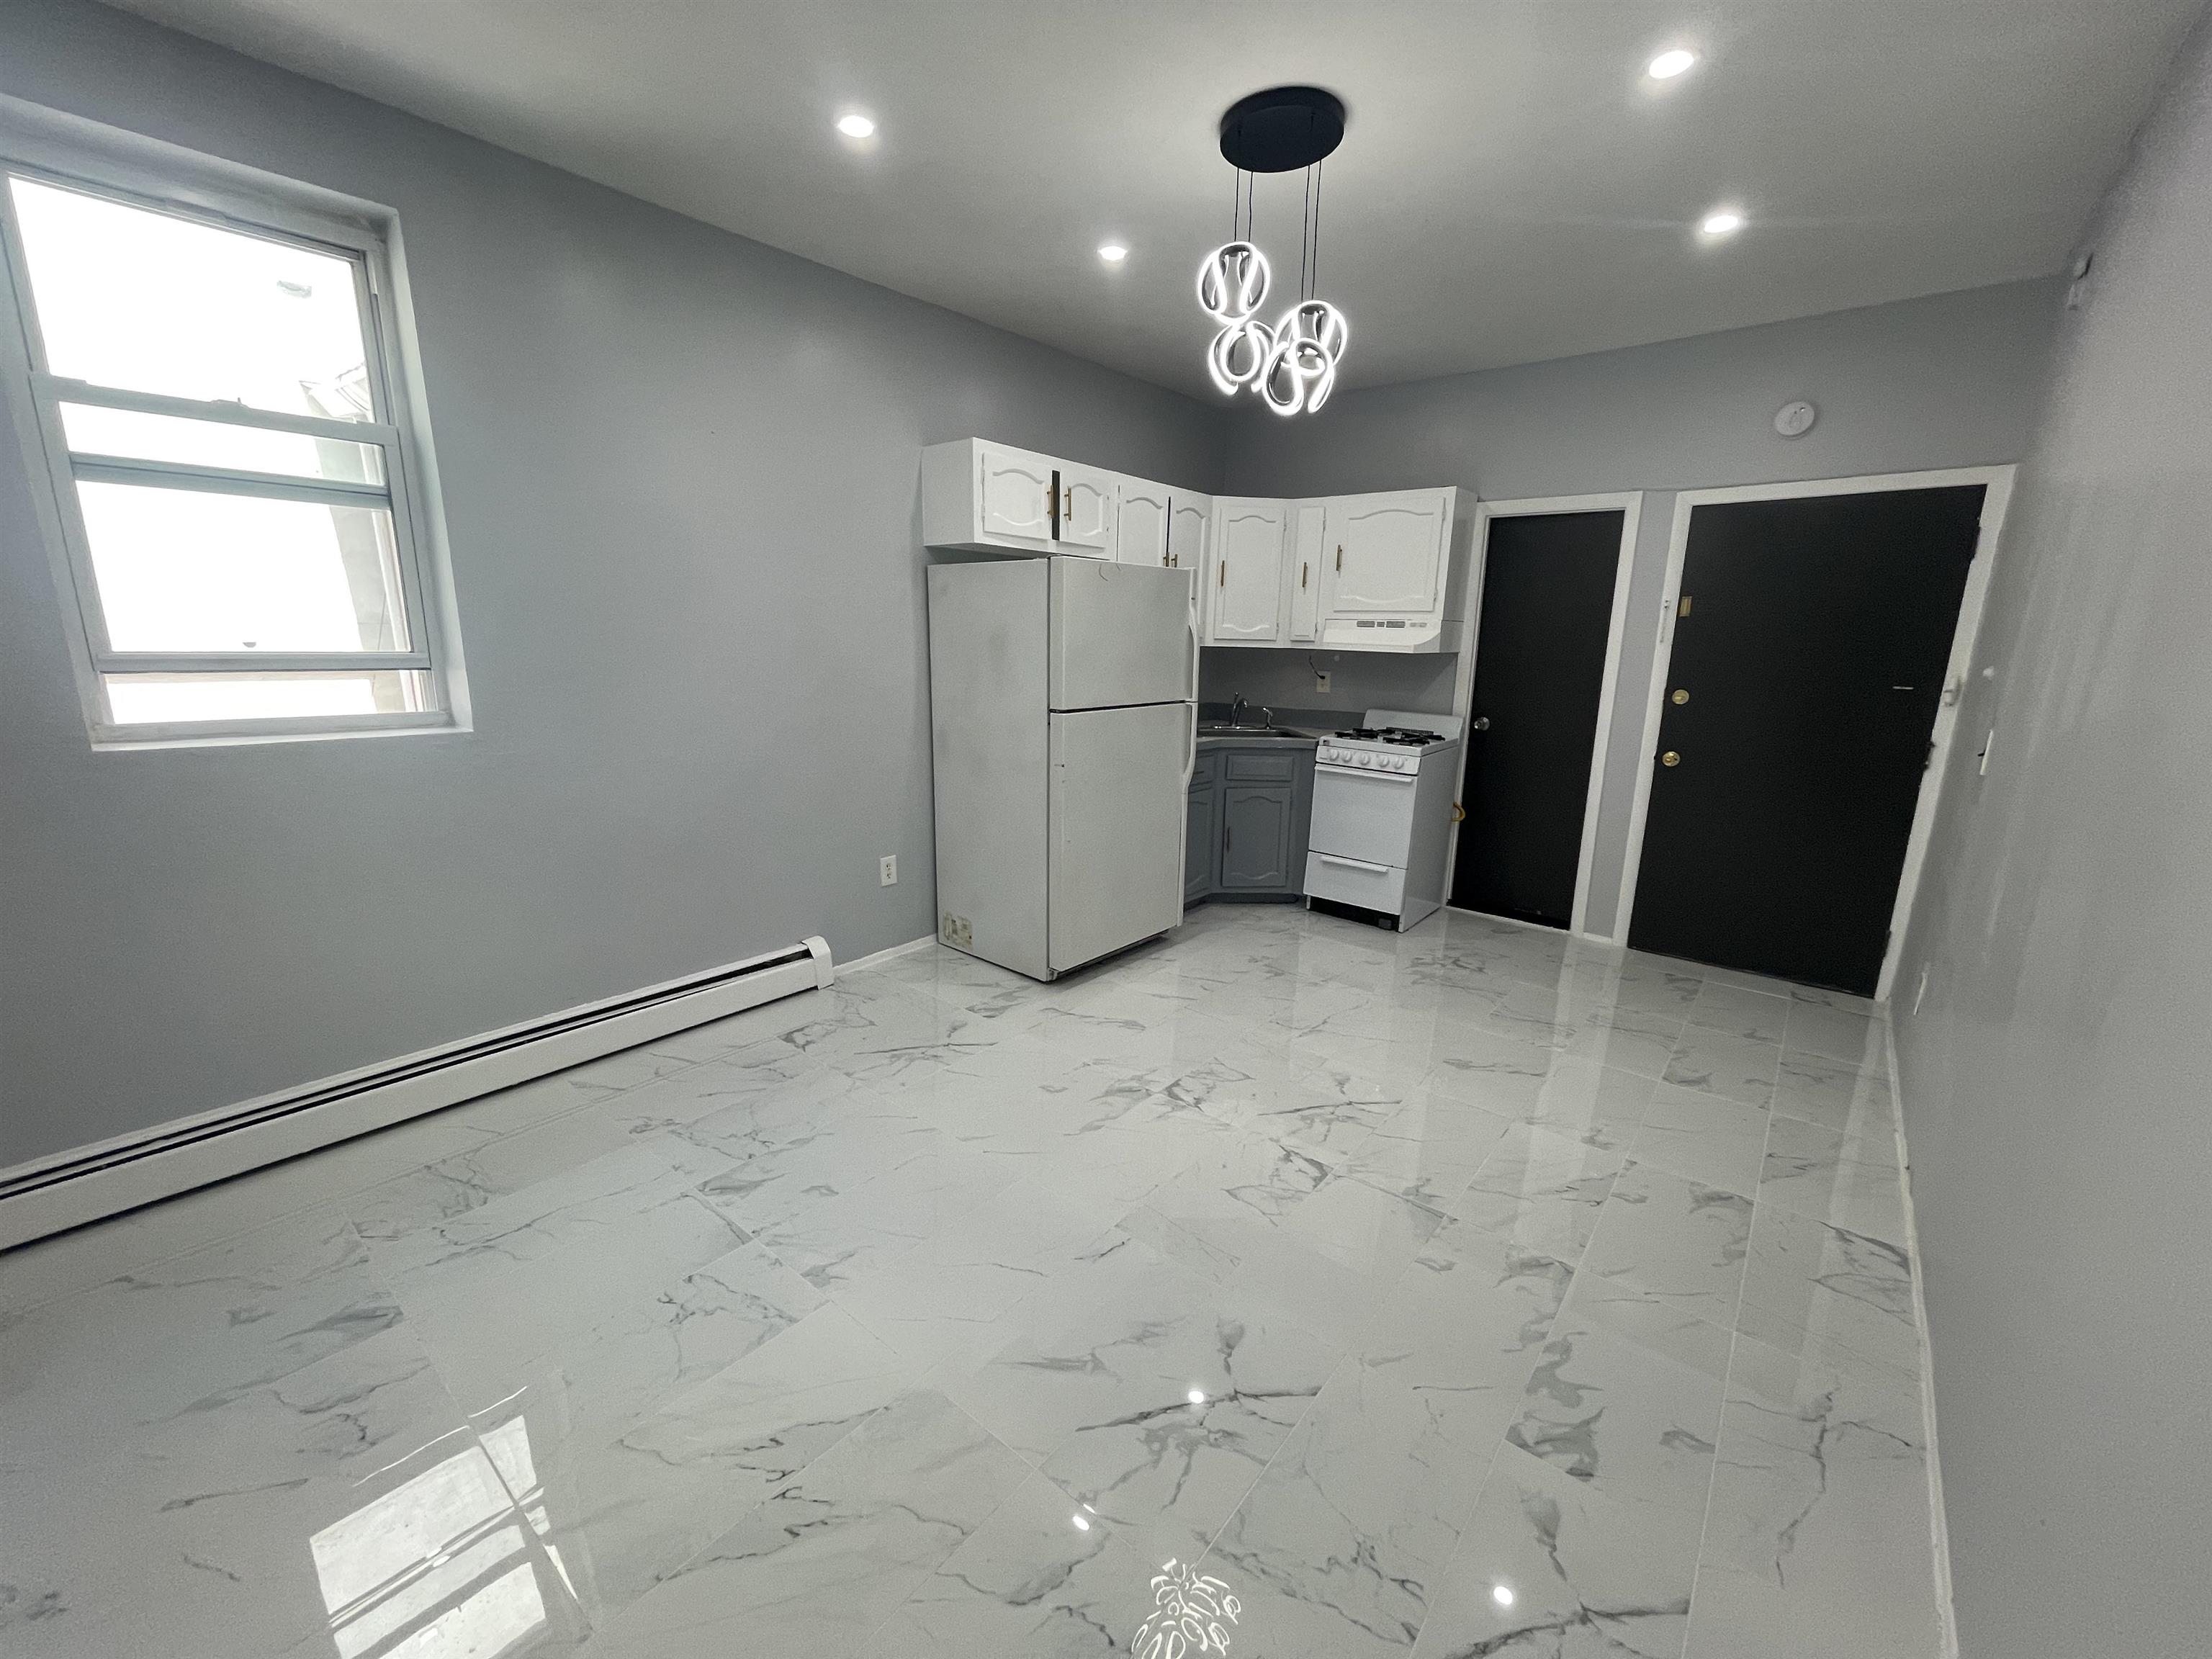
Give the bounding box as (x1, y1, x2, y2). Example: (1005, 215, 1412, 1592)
(1198, 646, 1457, 724)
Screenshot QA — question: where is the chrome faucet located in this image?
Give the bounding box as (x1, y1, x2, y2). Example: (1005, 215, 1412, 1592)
(1228, 694, 1246, 727)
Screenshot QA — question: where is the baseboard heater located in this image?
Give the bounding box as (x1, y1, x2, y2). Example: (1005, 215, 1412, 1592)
(0, 936, 835, 1251)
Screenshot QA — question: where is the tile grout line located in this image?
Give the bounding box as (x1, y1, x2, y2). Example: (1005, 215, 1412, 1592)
(1679, 979, 1789, 1651)
(1887, 1006, 1961, 1659)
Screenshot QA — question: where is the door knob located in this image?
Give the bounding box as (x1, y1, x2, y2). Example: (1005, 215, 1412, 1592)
(1661, 750, 1681, 768)
(1671, 688, 1690, 705)
(1471, 716, 1491, 731)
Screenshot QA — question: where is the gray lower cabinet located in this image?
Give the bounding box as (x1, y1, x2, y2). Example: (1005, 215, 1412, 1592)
(1220, 783, 1295, 889)
(1185, 751, 1219, 902)
(1187, 740, 1314, 904)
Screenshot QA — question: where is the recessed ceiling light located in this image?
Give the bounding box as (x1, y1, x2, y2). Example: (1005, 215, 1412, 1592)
(1700, 209, 1745, 237)
(1647, 49, 1698, 80)
(836, 112, 876, 139)
(1098, 242, 1129, 264)
(1187, 1388, 1206, 1405)
(1492, 1584, 1516, 1608)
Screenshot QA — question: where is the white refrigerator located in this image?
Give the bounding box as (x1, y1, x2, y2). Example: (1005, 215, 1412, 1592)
(927, 557, 1197, 979)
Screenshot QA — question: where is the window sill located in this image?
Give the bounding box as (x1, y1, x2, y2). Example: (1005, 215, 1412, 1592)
(91, 711, 469, 752)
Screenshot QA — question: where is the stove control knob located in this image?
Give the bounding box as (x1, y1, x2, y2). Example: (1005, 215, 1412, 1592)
(1390, 756, 1407, 770)
(1356, 752, 1372, 767)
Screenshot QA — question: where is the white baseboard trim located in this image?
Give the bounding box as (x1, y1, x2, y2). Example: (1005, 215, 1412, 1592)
(1889, 1022, 1961, 1659)
(1440, 904, 1617, 948)
(835, 934, 938, 976)
(0, 935, 835, 1251)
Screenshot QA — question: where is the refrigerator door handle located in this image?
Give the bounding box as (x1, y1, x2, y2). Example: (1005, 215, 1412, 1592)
(1182, 699, 1197, 783)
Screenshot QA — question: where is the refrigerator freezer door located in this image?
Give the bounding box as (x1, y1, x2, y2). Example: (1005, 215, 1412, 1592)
(1048, 703, 1188, 973)
(1049, 557, 1197, 711)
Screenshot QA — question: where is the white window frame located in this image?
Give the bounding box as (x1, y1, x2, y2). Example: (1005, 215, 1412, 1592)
(0, 112, 465, 748)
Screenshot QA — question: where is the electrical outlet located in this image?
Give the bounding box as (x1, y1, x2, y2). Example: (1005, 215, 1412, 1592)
(1315, 667, 1331, 693)
(878, 855, 897, 886)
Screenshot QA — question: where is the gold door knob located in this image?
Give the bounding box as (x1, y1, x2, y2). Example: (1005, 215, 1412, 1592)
(1661, 750, 1681, 768)
(1671, 688, 1690, 705)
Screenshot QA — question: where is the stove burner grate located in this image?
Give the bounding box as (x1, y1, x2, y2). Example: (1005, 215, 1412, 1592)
(1335, 726, 1445, 746)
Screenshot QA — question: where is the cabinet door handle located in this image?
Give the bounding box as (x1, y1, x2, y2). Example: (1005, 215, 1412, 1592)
(1218, 563, 1226, 588)
(1301, 563, 1308, 588)
(1064, 485, 1074, 518)
(1336, 544, 1344, 572)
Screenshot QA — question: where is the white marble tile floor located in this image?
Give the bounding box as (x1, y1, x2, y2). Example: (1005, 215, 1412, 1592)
(0, 904, 1945, 1657)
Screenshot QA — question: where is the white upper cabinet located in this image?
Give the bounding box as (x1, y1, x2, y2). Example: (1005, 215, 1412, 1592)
(924, 440, 1467, 652)
(1208, 498, 1290, 644)
(1312, 487, 1473, 652)
(1058, 464, 1117, 554)
(921, 439, 1112, 557)
(1287, 500, 1326, 643)
(1115, 476, 1171, 567)
(976, 442, 1058, 549)
(1326, 490, 1451, 613)
(1168, 490, 1210, 575)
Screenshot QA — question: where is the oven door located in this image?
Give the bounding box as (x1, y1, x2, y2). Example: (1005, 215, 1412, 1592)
(1308, 762, 1420, 868)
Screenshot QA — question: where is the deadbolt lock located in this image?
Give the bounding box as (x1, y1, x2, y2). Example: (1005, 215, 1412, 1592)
(1671, 688, 1690, 705)
(1661, 750, 1681, 768)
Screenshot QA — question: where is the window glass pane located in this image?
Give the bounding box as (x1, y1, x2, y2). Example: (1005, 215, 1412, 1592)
(60, 403, 385, 485)
(10, 176, 374, 422)
(77, 480, 410, 653)
(104, 670, 430, 727)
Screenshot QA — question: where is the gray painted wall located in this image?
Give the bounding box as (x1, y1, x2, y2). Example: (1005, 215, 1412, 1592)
(1215, 278, 2063, 938)
(1892, 15, 2212, 1656)
(0, 1, 1223, 1168)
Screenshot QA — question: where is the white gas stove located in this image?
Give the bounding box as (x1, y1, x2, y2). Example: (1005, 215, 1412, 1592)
(1305, 708, 1463, 930)
(1314, 721, 1462, 775)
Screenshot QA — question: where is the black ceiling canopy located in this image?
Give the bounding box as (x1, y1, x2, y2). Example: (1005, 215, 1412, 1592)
(1218, 86, 1346, 174)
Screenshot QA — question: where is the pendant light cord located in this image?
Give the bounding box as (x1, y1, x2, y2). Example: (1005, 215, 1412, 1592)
(1300, 159, 1318, 298)
(1300, 163, 1313, 300)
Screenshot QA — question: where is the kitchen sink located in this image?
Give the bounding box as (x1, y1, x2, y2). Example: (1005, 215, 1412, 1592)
(1196, 721, 1313, 739)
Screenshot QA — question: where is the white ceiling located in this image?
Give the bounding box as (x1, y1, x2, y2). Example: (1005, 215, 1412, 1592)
(109, 0, 2204, 397)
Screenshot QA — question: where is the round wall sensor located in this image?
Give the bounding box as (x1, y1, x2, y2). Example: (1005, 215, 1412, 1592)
(1773, 400, 1817, 438)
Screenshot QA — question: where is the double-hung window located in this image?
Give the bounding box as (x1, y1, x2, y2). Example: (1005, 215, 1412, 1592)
(0, 152, 459, 744)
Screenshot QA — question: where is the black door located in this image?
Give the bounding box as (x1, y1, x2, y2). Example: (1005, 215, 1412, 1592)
(1628, 486, 1983, 994)
(1450, 510, 1624, 927)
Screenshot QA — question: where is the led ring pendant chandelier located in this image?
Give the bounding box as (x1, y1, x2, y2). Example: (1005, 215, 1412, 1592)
(1197, 85, 1348, 416)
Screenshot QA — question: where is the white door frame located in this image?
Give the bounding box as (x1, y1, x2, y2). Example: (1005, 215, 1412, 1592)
(1446, 492, 1644, 939)
(1613, 465, 2015, 1000)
